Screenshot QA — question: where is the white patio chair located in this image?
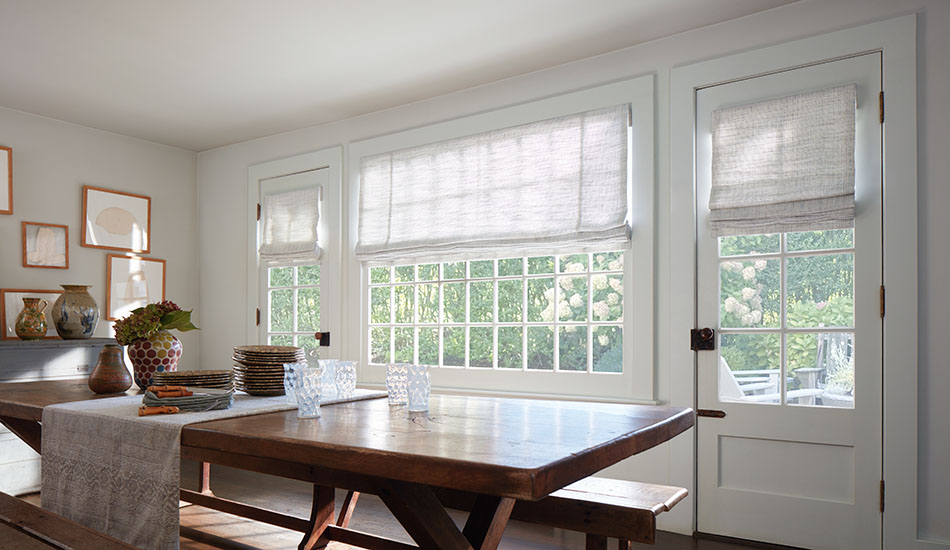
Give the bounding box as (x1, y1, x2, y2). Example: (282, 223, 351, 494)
(719, 357, 824, 404)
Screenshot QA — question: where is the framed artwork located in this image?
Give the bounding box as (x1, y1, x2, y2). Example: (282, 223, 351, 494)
(106, 254, 166, 320)
(22, 222, 69, 269)
(82, 185, 151, 253)
(0, 288, 63, 340)
(0, 146, 11, 215)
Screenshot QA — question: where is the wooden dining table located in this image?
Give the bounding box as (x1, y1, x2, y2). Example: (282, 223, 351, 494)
(0, 379, 694, 550)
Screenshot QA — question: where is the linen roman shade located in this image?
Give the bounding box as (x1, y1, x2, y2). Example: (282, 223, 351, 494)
(356, 105, 630, 263)
(709, 84, 857, 236)
(258, 186, 321, 265)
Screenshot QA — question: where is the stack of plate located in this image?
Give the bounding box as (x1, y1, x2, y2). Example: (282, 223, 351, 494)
(152, 370, 233, 390)
(232, 345, 305, 396)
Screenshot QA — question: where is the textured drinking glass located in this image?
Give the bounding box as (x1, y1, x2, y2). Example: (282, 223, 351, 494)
(296, 366, 322, 419)
(335, 360, 357, 398)
(319, 359, 339, 401)
(283, 362, 305, 404)
(406, 364, 430, 413)
(386, 363, 408, 405)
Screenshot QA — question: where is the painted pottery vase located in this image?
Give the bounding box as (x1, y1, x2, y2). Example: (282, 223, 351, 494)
(14, 298, 49, 340)
(51, 285, 99, 339)
(128, 331, 182, 389)
(88, 344, 133, 394)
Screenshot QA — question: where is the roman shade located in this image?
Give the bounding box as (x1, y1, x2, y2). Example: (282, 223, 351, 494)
(709, 84, 857, 236)
(355, 105, 630, 264)
(258, 186, 321, 265)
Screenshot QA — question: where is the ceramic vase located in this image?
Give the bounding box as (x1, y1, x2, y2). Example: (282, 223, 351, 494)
(128, 330, 182, 389)
(88, 344, 133, 394)
(14, 298, 49, 340)
(51, 285, 99, 339)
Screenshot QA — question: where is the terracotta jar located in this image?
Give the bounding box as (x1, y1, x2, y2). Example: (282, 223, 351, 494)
(51, 284, 99, 339)
(88, 344, 133, 394)
(14, 298, 49, 340)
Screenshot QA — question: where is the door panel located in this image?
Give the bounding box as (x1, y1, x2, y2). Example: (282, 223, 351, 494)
(696, 53, 882, 550)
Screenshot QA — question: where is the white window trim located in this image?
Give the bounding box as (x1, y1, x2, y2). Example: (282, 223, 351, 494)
(670, 15, 918, 543)
(346, 75, 655, 403)
(247, 146, 343, 357)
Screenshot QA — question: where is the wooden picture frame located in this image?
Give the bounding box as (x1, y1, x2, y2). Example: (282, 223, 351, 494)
(106, 254, 166, 321)
(0, 146, 11, 215)
(81, 185, 151, 253)
(0, 288, 63, 340)
(22, 222, 69, 269)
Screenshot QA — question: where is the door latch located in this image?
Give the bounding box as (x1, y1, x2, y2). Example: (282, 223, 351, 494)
(690, 328, 715, 351)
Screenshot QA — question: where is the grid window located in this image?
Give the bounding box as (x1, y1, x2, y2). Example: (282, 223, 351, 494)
(267, 264, 321, 349)
(367, 252, 624, 373)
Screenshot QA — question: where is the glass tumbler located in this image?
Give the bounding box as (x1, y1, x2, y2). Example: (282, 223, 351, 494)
(406, 364, 431, 413)
(283, 362, 305, 404)
(386, 363, 409, 405)
(296, 366, 323, 419)
(319, 359, 339, 401)
(335, 361, 357, 398)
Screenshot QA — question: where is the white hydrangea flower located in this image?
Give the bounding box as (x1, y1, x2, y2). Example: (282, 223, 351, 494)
(754, 260, 767, 271)
(750, 297, 762, 311)
(564, 325, 578, 333)
(722, 261, 743, 273)
(596, 254, 605, 264)
(592, 274, 608, 291)
(750, 310, 762, 324)
(742, 266, 756, 280)
(608, 260, 622, 271)
(566, 262, 585, 273)
(724, 296, 739, 313)
(737, 304, 751, 316)
(540, 304, 555, 322)
(609, 278, 623, 294)
(741, 312, 755, 326)
(558, 300, 572, 320)
(607, 292, 620, 306)
(598, 333, 610, 346)
(592, 301, 610, 319)
(741, 287, 756, 300)
(559, 277, 574, 291)
(543, 287, 556, 301)
(569, 294, 583, 308)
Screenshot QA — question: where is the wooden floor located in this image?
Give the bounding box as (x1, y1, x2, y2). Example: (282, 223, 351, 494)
(23, 461, 768, 550)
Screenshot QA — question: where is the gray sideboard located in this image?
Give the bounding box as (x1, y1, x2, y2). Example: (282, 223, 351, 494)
(0, 337, 118, 495)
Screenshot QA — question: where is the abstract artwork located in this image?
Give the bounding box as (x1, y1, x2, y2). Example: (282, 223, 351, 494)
(106, 254, 166, 320)
(0, 288, 62, 340)
(82, 185, 151, 253)
(22, 222, 69, 269)
(0, 146, 11, 215)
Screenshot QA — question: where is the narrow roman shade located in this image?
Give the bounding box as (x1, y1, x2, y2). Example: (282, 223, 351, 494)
(709, 84, 857, 236)
(356, 105, 630, 263)
(259, 186, 321, 265)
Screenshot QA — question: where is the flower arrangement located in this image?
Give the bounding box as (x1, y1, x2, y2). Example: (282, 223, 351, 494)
(113, 300, 198, 346)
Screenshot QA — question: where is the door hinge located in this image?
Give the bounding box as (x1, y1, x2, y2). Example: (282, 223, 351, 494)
(691, 328, 715, 351)
(256, 308, 261, 326)
(256, 203, 261, 221)
(880, 285, 885, 318)
(879, 91, 884, 124)
(880, 480, 885, 513)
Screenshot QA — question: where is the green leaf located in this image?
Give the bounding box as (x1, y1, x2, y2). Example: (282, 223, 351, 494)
(160, 309, 199, 332)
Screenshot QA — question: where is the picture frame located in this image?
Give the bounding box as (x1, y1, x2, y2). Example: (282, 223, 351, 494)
(82, 185, 151, 253)
(0, 146, 11, 215)
(0, 288, 63, 340)
(22, 222, 69, 269)
(106, 254, 166, 321)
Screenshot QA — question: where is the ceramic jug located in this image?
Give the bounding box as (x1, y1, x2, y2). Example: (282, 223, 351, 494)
(14, 298, 49, 340)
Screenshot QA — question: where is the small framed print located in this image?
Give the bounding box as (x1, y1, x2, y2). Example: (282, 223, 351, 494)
(0, 288, 63, 340)
(82, 185, 151, 253)
(22, 222, 69, 269)
(0, 146, 11, 215)
(106, 254, 166, 320)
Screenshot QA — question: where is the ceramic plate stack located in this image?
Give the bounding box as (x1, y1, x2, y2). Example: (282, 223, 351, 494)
(232, 345, 305, 396)
(152, 370, 233, 390)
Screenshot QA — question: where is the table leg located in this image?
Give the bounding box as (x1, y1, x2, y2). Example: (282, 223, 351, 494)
(299, 484, 335, 550)
(337, 490, 360, 527)
(0, 416, 41, 454)
(462, 494, 515, 550)
(378, 480, 475, 550)
(198, 461, 213, 495)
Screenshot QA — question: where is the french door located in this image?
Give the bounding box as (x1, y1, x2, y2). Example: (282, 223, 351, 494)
(696, 53, 882, 549)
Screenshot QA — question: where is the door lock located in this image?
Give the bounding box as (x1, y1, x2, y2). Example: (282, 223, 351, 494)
(690, 328, 715, 351)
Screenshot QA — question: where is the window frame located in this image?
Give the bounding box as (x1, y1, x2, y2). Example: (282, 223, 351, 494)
(346, 76, 655, 402)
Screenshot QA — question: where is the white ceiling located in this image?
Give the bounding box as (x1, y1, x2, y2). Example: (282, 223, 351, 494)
(0, 0, 794, 151)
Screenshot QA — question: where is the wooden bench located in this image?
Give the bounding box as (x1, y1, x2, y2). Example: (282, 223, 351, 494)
(0, 491, 136, 550)
(430, 477, 687, 549)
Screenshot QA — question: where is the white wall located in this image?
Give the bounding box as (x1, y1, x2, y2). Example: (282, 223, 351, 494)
(0, 107, 200, 369)
(198, 0, 949, 542)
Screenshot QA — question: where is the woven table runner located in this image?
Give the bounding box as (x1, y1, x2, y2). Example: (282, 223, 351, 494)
(41, 389, 385, 550)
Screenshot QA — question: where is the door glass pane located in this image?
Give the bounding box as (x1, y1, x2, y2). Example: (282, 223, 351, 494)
(470, 260, 494, 279)
(470, 282, 493, 323)
(269, 334, 292, 346)
(498, 327, 522, 369)
(719, 234, 780, 256)
(497, 280, 523, 322)
(719, 333, 781, 403)
(786, 254, 854, 328)
(393, 285, 413, 324)
(559, 277, 588, 322)
(527, 278, 554, 322)
(527, 256, 555, 274)
(592, 274, 622, 322)
(394, 327, 414, 363)
(371, 327, 390, 364)
(787, 229, 854, 252)
(592, 251, 623, 272)
(296, 287, 320, 332)
(394, 266, 414, 283)
(269, 267, 293, 287)
(419, 328, 438, 366)
(559, 326, 587, 372)
(298, 265, 320, 285)
(498, 258, 523, 277)
(469, 327, 493, 368)
(720, 259, 780, 328)
(269, 289, 292, 332)
(370, 287, 390, 324)
(370, 267, 390, 284)
(526, 326, 554, 370)
(442, 327, 465, 367)
(559, 254, 588, 273)
(418, 264, 439, 281)
(593, 326, 622, 373)
(443, 262, 465, 280)
(788, 332, 854, 409)
(417, 284, 439, 324)
(443, 283, 465, 323)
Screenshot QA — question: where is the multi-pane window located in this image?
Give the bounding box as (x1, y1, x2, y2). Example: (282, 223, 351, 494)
(267, 264, 321, 349)
(718, 229, 855, 408)
(367, 252, 624, 373)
